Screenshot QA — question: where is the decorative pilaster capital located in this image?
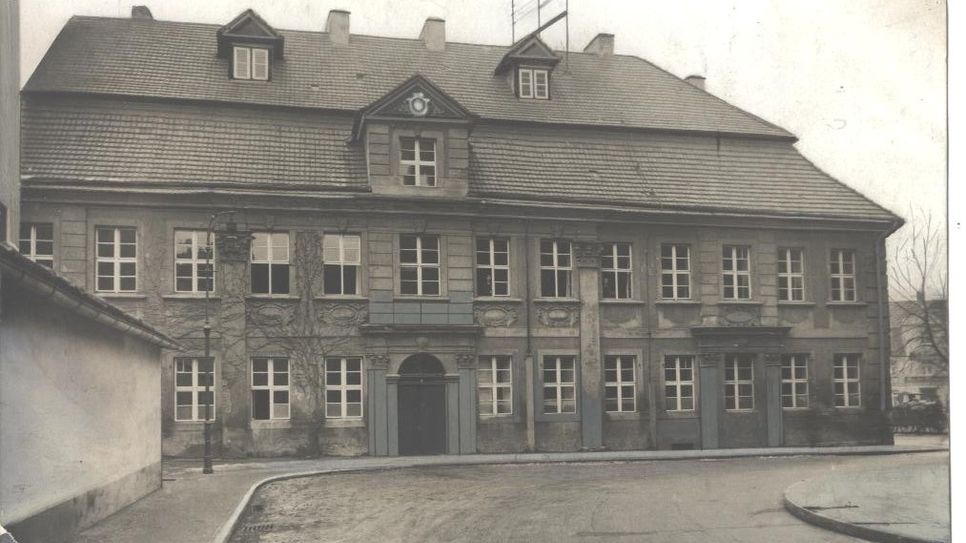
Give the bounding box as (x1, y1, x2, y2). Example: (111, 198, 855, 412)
(698, 352, 724, 367)
(573, 241, 603, 268)
(366, 353, 391, 370)
(762, 352, 783, 365)
(215, 224, 254, 263)
(456, 352, 478, 369)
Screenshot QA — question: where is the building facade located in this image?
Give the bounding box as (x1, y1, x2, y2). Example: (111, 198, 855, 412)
(20, 8, 902, 457)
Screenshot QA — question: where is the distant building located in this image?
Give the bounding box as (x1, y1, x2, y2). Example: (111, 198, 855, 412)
(890, 300, 948, 409)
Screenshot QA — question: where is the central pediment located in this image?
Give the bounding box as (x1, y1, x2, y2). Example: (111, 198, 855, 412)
(352, 74, 473, 140)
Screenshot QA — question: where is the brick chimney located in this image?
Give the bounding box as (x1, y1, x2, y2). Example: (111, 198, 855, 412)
(583, 33, 614, 57)
(419, 17, 445, 52)
(326, 10, 350, 46)
(684, 75, 706, 90)
(131, 5, 153, 20)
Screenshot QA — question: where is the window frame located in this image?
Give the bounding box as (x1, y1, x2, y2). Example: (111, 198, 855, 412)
(174, 357, 216, 422)
(539, 238, 573, 298)
(721, 244, 752, 300)
(322, 233, 362, 296)
(604, 355, 637, 413)
(399, 136, 438, 187)
(478, 355, 513, 417)
(723, 354, 755, 411)
(232, 45, 270, 81)
(833, 353, 862, 408)
(660, 243, 691, 300)
(663, 355, 696, 412)
(541, 354, 578, 415)
(829, 249, 857, 302)
(777, 247, 806, 302)
(518, 67, 550, 99)
(250, 357, 290, 420)
(781, 354, 810, 409)
(398, 234, 441, 296)
(95, 226, 138, 293)
(475, 237, 511, 297)
(174, 229, 215, 294)
(601, 241, 633, 300)
(19, 222, 54, 268)
(250, 232, 291, 296)
(324, 357, 364, 420)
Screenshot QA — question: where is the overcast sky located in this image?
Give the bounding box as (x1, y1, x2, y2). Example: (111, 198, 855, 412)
(18, 0, 946, 234)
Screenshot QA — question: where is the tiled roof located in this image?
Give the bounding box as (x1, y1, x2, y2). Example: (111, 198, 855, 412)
(24, 15, 793, 138)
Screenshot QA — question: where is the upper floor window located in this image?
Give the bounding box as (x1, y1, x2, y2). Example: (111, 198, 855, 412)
(476, 237, 510, 297)
(251, 232, 290, 295)
(604, 355, 636, 413)
(664, 355, 694, 412)
(399, 234, 440, 295)
(660, 244, 690, 300)
(324, 357, 363, 419)
(233, 46, 269, 80)
(19, 222, 53, 268)
(721, 245, 751, 300)
(542, 355, 577, 414)
(322, 234, 361, 295)
(778, 248, 805, 301)
(175, 230, 214, 293)
(251, 357, 289, 420)
(540, 239, 572, 298)
(518, 68, 549, 99)
(478, 355, 512, 416)
(400, 137, 437, 187)
(833, 353, 861, 407)
(724, 354, 754, 411)
(96, 226, 137, 293)
(781, 354, 809, 409)
(175, 357, 215, 422)
(829, 249, 856, 302)
(601, 242, 632, 299)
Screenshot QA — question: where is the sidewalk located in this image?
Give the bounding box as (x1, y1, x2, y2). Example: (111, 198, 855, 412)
(72, 436, 948, 543)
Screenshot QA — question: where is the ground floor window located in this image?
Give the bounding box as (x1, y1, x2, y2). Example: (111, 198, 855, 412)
(604, 355, 636, 412)
(175, 357, 214, 421)
(833, 353, 861, 407)
(251, 357, 290, 420)
(478, 356, 512, 416)
(781, 354, 809, 408)
(542, 355, 576, 414)
(664, 355, 694, 411)
(724, 354, 754, 410)
(324, 357, 363, 419)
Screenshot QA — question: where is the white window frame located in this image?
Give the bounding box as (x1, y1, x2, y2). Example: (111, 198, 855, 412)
(539, 239, 572, 298)
(778, 247, 805, 302)
(604, 355, 637, 413)
(518, 68, 549, 99)
(542, 355, 577, 414)
(781, 354, 809, 409)
(660, 244, 691, 300)
(601, 242, 633, 299)
(478, 355, 513, 416)
(95, 226, 137, 293)
(174, 357, 215, 422)
(251, 357, 290, 420)
(399, 234, 441, 296)
(833, 353, 861, 408)
(322, 234, 361, 295)
(829, 249, 857, 302)
(19, 222, 54, 268)
(724, 354, 755, 411)
(475, 237, 510, 297)
(250, 232, 290, 295)
(721, 245, 752, 300)
(663, 355, 695, 412)
(324, 357, 364, 419)
(233, 45, 269, 81)
(174, 230, 215, 294)
(400, 137, 437, 187)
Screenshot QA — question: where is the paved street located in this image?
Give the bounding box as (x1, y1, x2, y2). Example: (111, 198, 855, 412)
(230, 451, 947, 543)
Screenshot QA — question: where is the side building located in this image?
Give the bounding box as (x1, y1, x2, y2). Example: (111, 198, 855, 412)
(19, 8, 902, 457)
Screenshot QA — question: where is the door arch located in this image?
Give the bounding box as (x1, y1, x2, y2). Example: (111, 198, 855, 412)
(397, 354, 447, 455)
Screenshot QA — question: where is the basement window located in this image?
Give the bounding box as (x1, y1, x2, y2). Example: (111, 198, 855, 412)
(233, 45, 270, 80)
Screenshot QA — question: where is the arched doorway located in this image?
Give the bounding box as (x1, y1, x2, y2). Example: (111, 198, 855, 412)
(397, 354, 447, 455)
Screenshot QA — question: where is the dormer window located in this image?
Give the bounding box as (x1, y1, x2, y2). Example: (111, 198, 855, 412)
(233, 46, 269, 81)
(518, 68, 549, 99)
(400, 137, 437, 186)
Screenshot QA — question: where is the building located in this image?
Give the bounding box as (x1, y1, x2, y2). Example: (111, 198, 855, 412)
(890, 300, 948, 409)
(19, 7, 902, 458)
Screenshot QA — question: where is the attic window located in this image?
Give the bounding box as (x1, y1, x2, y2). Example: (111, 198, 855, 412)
(518, 68, 549, 99)
(233, 46, 269, 80)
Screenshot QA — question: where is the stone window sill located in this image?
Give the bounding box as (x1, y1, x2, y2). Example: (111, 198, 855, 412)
(393, 296, 451, 302)
(533, 297, 580, 304)
(599, 299, 646, 305)
(324, 418, 366, 428)
(98, 293, 148, 300)
(605, 411, 642, 421)
(717, 300, 764, 306)
(314, 295, 369, 301)
(474, 296, 524, 303)
(250, 419, 292, 429)
(246, 294, 300, 301)
(479, 415, 517, 424)
(655, 300, 701, 306)
(827, 301, 868, 307)
(163, 294, 221, 301)
(777, 301, 817, 307)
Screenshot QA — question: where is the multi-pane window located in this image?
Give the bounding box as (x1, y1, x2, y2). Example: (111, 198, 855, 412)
(324, 357, 363, 419)
(174, 357, 215, 421)
(251, 232, 290, 295)
(604, 355, 636, 412)
(540, 239, 572, 297)
(95, 226, 137, 293)
(542, 355, 577, 414)
(833, 354, 861, 407)
(601, 242, 632, 299)
(663, 355, 694, 411)
(476, 237, 510, 297)
(251, 357, 290, 420)
(660, 244, 691, 299)
(829, 249, 857, 302)
(518, 68, 549, 99)
(478, 356, 512, 416)
(232, 45, 269, 80)
(18, 222, 54, 268)
(781, 354, 809, 409)
(399, 234, 440, 295)
(174, 230, 214, 293)
(721, 245, 751, 300)
(322, 234, 361, 295)
(400, 137, 437, 186)
(778, 248, 805, 302)
(724, 354, 754, 410)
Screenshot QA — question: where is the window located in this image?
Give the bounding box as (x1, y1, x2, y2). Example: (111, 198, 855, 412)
(324, 357, 363, 419)
(400, 137, 437, 186)
(233, 46, 269, 80)
(399, 234, 440, 295)
(323, 234, 361, 295)
(19, 222, 54, 268)
(174, 357, 215, 421)
(664, 355, 694, 411)
(518, 68, 549, 99)
(781, 354, 809, 409)
(251, 232, 290, 295)
(724, 354, 754, 410)
(660, 244, 691, 299)
(174, 230, 214, 293)
(96, 226, 137, 293)
(721, 245, 751, 300)
(540, 239, 572, 297)
(778, 248, 805, 301)
(604, 355, 636, 412)
(251, 357, 289, 420)
(478, 356, 512, 416)
(829, 249, 857, 302)
(833, 354, 861, 407)
(601, 242, 632, 299)
(476, 237, 510, 297)
(542, 355, 576, 414)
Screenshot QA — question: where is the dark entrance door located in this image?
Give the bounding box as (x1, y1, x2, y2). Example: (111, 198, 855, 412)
(397, 354, 447, 455)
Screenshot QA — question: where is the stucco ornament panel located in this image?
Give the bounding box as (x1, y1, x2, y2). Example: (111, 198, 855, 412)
(536, 302, 581, 327)
(456, 352, 478, 369)
(247, 301, 297, 328)
(320, 302, 369, 327)
(573, 241, 603, 268)
(717, 306, 762, 327)
(473, 303, 519, 327)
(366, 353, 391, 369)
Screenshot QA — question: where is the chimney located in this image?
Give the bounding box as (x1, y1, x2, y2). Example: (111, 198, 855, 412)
(326, 10, 350, 46)
(419, 18, 445, 52)
(131, 5, 153, 20)
(583, 33, 614, 57)
(684, 75, 706, 90)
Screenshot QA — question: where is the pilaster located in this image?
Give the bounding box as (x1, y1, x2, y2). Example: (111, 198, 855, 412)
(575, 241, 603, 450)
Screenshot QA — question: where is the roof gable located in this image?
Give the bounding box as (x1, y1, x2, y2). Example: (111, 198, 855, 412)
(353, 74, 474, 139)
(495, 35, 560, 74)
(217, 9, 284, 58)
